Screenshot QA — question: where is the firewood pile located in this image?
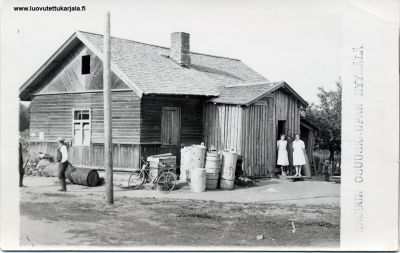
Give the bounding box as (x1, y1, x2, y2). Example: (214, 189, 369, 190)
(26, 153, 58, 177)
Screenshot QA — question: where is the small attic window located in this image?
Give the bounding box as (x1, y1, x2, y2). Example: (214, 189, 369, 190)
(81, 55, 90, 75)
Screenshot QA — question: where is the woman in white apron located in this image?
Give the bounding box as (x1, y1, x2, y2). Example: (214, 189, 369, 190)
(276, 134, 289, 175)
(292, 134, 306, 176)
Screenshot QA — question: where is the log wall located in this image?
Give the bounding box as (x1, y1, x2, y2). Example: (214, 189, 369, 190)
(29, 91, 141, 144)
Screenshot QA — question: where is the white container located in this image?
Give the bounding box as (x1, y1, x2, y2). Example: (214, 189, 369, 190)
(220, 150, 238, 181)
(190, 168, 206, 192)
(220, 178, 234, 190)
(190, 144, 206, 169)
(180, 147, 191, 182)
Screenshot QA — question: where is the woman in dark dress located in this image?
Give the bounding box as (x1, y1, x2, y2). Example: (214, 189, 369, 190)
(286, 130, 294, 176)
(19, 142, 25, 187)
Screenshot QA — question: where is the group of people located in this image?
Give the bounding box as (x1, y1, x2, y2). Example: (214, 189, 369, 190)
(276, 132, 306, 177)
(19, 137, 69, 191)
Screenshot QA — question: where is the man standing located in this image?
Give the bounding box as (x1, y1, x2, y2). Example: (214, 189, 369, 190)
(57, 137, 68, 191)
(286, 130, 294, 176)
(19, 141, 26, 187)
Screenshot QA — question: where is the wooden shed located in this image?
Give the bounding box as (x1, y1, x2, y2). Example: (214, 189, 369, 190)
(203, 82, 308, 177)
(19, 31, 309, 177)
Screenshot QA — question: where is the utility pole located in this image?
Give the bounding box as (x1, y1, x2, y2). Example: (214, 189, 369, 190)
(103, 12, 113, 204)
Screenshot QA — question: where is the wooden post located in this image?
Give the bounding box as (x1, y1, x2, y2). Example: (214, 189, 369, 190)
(103, 12, 113, 204)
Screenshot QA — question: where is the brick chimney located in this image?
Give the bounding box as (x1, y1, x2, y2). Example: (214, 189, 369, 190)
(170, 32, 191, 67)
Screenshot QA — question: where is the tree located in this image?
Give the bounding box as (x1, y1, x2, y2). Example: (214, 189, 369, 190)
(305, 78, 342, 161)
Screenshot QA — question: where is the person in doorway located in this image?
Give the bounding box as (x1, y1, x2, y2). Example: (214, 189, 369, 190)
(57, 137, 69, 191)
(19, 141, 26, 187)
(286, 130, 294, 175)
(292, 133, 306, 176)
(276, 134, 289, 175)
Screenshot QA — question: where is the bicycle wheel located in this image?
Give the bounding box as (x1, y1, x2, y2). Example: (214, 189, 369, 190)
(157, 171, 176, 192)
(128, 170, 145, 189)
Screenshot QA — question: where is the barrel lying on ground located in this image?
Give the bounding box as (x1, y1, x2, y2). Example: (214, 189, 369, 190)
(68, 167, 100, 187)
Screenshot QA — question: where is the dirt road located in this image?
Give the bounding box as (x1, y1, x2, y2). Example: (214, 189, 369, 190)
(20, 177, 340, 249)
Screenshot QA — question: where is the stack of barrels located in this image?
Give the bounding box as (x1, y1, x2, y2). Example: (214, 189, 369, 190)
(181, 144, 239, 192)
(205, 152, 222, 190)
(220, 150, 238, 190)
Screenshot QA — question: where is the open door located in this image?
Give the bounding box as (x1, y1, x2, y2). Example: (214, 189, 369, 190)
(277, 120, 287, 139)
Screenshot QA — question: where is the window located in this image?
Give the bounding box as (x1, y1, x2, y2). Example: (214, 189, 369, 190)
(81, 55, 90, 75)
(161, 107, 180, 145)
(73, 109, 91, 146)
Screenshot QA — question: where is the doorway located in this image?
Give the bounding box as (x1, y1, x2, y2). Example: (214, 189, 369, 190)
(277, 120, 286, 139)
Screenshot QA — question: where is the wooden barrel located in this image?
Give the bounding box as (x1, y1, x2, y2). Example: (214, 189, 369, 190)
(66, 162, 76, 181)
(206, 172, 219, 189)
(190, 168, 206, 192)
(220, 178, 234, 190)
(190, 145, 206, 169)
(220, 150, 238, 181)
(205, 167, 219, 174)
(69, 167, 100, 187)
(205, 152, 222, 171)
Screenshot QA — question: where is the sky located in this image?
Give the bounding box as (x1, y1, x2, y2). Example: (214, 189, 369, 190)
(0, 0, 393, 103)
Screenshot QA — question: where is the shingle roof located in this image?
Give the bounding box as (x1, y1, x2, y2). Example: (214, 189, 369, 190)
(209, 81, 308, 106)
(19, 31, 308, 106)
(77, 31, 268, 97)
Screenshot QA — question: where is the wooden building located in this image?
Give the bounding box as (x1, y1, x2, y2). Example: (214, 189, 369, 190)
(19, 31, 308, 177)
(203, 82, 307, 177)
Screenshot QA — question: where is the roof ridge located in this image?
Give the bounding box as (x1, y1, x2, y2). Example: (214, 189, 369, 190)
(77, 30, 241, 61)
(225, 81, 283, 87)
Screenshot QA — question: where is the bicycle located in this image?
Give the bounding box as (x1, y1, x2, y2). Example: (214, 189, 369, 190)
(128, 157, 177, 192)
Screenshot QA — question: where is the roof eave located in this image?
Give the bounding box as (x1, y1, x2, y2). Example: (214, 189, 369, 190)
(243, 81, 285, 106)
(281, 82, 309, 107)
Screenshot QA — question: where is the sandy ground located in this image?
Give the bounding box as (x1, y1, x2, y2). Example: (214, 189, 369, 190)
(20, 176, 340, 249)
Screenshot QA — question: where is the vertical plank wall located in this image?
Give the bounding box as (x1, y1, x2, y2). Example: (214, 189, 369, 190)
(274, 90, 301, 135)
(241, 97, 276, 177)
(203, 104, 243, 153)
(203, 100, 275, 177)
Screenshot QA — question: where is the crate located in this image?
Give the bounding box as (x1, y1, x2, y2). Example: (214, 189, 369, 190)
(147, 154, 176, 171)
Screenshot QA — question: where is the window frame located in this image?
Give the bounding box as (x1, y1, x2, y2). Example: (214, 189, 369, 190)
(161, 106, 181, 146)
(71, 108, 92, 146)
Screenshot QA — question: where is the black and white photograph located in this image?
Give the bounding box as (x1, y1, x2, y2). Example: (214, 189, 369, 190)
(0, 0, 398, 251)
